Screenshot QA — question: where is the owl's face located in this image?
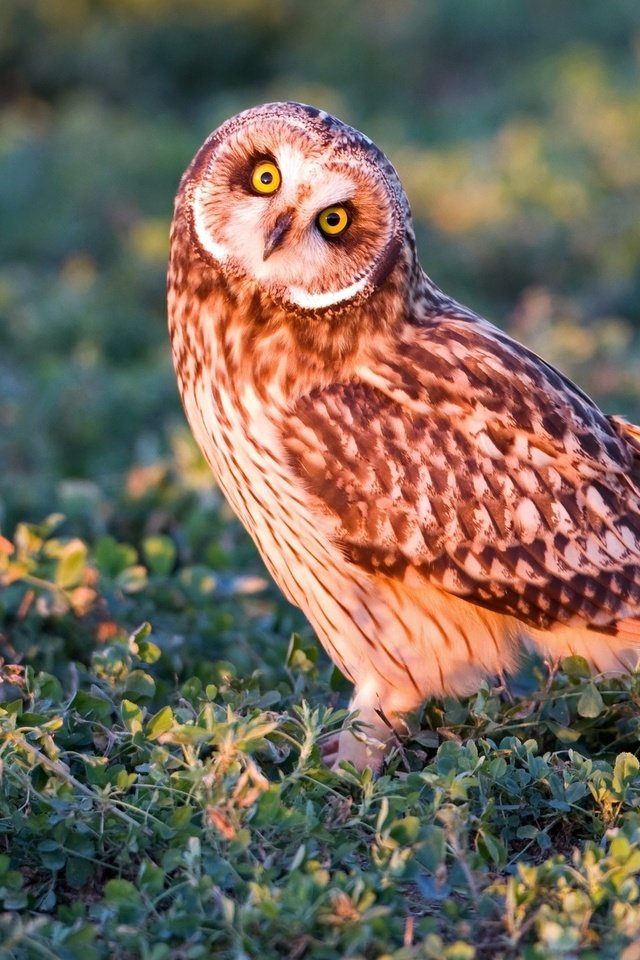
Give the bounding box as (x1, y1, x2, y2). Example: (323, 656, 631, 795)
(186, 102, 410, 312)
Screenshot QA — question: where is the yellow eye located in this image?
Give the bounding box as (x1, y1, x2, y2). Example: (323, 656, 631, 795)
(251, 160, 281, 194)
(317, 205, 350, 237)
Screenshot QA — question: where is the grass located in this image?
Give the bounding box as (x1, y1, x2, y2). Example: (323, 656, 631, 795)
(2, 478, 640, 959)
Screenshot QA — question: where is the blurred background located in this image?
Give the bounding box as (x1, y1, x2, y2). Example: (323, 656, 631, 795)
(1, 0, 639, 535)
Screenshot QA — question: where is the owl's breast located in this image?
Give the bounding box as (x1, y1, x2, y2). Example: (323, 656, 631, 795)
(171, 299, 338, 606)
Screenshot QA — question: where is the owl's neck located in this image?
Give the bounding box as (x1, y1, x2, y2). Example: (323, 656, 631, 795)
(169, 225, 454, 408)
(175, 267, 417, 407)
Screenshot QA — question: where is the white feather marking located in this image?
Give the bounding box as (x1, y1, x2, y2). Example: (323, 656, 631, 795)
(546, 467, 563, 492)
(463, 416, 489, 437)
(514, 557, 543, 582)
(476, 432, 503, 459)
(620, 525, 637, 551)
(441, 566, 468, 594)
(473, 505, 495, 539)
(517, 467, 541, 494)
(550, 501, 574, 537)
(489, 557, 513, 580)
(585, 537, 607, 566)
(530, 446, 555, 467)
(192, 185, 230, 263)
(401, 524, 429, 561)
(543, 546, 569, 577)
(563, 542, 583, 569)
(472, 473, 490, 498)
(415, 494, 434, 526)
(514, 497, 542, 542)
(584, 484, 608, 519)
(273, 142, 307, 189)
(498, 474, 516, 499)
(482, 354, 509, 376)
(512, 434, 531, 459)
(462, 552, 487, 579)
(288, 273, 371, 309)
(343, 434, 359, 459)
(604, 530, 627, 561)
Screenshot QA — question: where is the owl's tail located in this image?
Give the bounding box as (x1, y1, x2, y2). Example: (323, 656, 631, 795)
(527, 619, 640, 677)
(585, 413, 640, 673)
(616, 618, 640, 643)
(609, 415, 640, 483)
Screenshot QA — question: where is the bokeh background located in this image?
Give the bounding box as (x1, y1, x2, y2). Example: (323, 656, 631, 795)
(2, 0, 640, 534)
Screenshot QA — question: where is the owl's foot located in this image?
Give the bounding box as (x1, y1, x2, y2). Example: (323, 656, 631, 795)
(318, 732, 340, 767)
(334, 724, 390, 773)
(319, 725, 392, 772)
(326, 684, 421, 772)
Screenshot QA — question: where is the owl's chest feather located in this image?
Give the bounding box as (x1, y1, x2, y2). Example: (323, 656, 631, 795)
(188, 354, 295, 542)
(173, 305, 341, 604)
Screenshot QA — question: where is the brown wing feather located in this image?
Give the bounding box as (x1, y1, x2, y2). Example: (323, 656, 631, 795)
(609, 416, 640, 484)
(282, 315, 640, 635)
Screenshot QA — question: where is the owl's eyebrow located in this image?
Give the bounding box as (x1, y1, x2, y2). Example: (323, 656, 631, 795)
(314, 198, 355, 218)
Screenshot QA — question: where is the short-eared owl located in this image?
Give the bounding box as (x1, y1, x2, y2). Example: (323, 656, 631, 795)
(168, 101, 640, 770)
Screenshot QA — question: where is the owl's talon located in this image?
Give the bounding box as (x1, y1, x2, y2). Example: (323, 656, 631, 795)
(318, 732, 340, 767)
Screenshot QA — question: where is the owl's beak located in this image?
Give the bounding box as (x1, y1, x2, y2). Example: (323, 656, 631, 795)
(263, 210, 293, 261)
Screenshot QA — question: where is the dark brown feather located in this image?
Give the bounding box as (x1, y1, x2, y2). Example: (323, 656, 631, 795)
(282, 314, 640, 635)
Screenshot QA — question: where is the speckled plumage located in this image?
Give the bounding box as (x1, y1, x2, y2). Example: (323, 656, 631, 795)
(168, 101, 640, 769)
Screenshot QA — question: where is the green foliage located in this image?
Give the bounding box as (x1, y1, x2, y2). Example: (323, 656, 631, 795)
(2, 2, 640, 957)
(3, 513, 640, 958)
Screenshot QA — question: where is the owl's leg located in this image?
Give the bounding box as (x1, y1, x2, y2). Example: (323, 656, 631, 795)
(334, 685, 408, 773)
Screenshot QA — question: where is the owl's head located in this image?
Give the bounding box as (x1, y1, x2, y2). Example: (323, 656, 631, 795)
(180, 101, 413, 312)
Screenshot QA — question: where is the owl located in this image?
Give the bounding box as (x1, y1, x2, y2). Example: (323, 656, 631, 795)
(168, 101, 640, 770)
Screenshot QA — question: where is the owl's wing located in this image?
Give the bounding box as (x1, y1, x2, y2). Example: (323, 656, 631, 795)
(281, 316, 640, 635)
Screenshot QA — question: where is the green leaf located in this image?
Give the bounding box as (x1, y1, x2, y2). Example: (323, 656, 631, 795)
(55, 538, 88, 589)
(444, 943, 476, 960)
(561, 655, 592, 680)
(252, 786, 283, 827)
(129, 622, 161, 663)
(121, 698, 144, 733)
(70, 690, 113, 724)
(123, 670, 156, 702)
(416, 825, 446, 872)
(38, 839, 66, 871)
(1, 699, 23, 717)
(546, 722, 582, 743)
(286, 632, 318, 674)
(65, 855, 94, 889)
(389, 816, 422, 845)
(329, 664, 352, 692)
(612, 752, 640, 795)
(146, 705, 174, 739)
(477, 830, 506, 866)
(95, 536, 138, 576)
(577, 683, 605, 718)
(182, 677, 203, 702)
(35, 671, 63, 702)
(129, 622, 152, 644)
(115, 565, 148, 594)
(142, 534, 177, 576)
(137, 638, 161, 664)
(436, 740, 463, 774)
(58, 924, 98, 960)
(138, 860, 165, 896)
(1, 890, 28, 910)
(105, 878, 141, 903)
